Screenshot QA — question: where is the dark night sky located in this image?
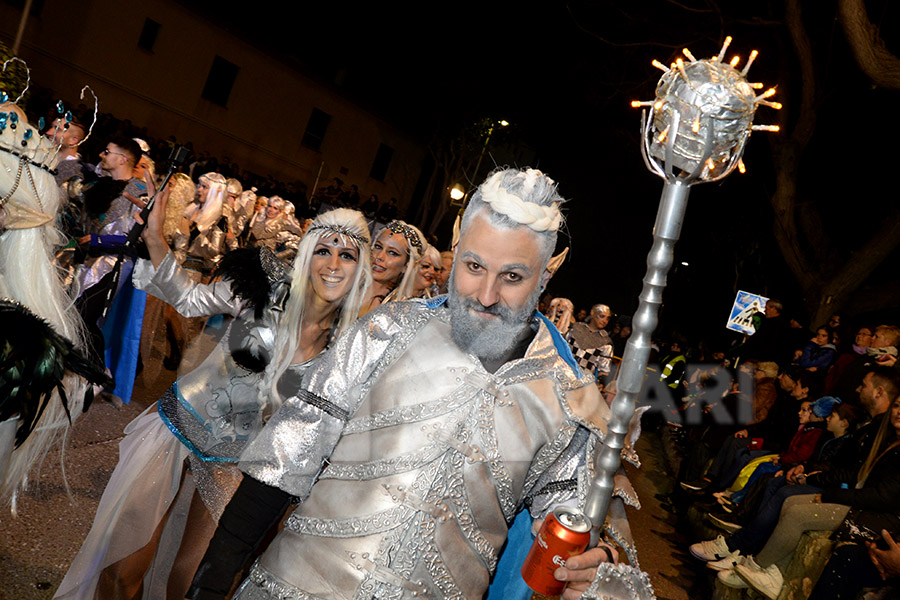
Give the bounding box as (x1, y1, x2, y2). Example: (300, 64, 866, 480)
(190, 0, 900, 345)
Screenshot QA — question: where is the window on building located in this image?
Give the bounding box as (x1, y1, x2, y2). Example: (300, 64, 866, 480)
(369, 143, 394, 182)
(138, 18, 161, 52)
(302, 108, 331, 151)
(201, 56, 239, 107)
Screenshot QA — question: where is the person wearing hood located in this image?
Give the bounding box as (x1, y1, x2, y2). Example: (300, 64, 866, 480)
(796, 327, 838, 373)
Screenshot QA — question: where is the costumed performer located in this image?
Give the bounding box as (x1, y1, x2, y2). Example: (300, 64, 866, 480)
(188, 167, 650, 600)
(0, 98, 107, 509)
(358, 218, 425, 314)
(176, 172, 227, 282)
(54, 198, 372, 599)
(408, 243, 442, 299)
(547, 296, 575, 335)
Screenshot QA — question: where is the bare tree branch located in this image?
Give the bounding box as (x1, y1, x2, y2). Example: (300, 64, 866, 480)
(838, 0, 900, 90)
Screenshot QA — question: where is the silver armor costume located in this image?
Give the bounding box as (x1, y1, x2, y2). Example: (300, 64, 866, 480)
(55, 249, 292, 600)
(235, 297, 640, 600)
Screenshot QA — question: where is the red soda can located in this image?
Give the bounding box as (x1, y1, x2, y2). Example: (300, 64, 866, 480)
(520, 506, 592, 596)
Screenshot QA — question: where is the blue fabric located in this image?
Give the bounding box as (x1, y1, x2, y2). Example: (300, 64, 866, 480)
(101, 267, 145, 404)
(534, 311, 580, 378)
(731, 462, 782, 504)
(486, 510, 535, 600)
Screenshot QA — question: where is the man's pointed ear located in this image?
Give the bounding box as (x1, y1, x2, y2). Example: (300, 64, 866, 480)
(450, 215, 461, 251)
(546, 247, 569, 276)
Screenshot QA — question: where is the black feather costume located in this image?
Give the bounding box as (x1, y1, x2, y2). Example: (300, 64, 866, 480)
(0, 299, 112, 448)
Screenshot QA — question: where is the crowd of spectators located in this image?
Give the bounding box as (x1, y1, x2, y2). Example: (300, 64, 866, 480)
(651, 302, 900, 599)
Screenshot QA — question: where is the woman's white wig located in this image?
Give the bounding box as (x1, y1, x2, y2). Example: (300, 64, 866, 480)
(380, 220, 425, 302)
(0, 103, 86, 505)
(190, 172, 226, 233)
(262, 208, 372, 413)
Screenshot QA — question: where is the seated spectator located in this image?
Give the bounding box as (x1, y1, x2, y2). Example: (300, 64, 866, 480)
(825, 325, 874, 393)
(691, 368, 900, 599)
(830, 325, 900, 404)
(682, 370, 819, 492)
(795, 326, 838, 373)
(360, 193, 379, 218)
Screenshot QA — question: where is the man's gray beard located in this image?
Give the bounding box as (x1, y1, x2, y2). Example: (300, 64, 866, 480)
(448, 276, 540, 362)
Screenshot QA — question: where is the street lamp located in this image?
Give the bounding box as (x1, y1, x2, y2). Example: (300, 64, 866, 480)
(449, 183, 465, 206)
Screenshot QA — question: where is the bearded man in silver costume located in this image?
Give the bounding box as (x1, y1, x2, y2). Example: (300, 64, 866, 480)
(189, 168, 647, 600)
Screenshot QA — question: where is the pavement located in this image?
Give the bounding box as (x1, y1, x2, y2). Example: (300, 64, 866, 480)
(0, 346, 693, 599)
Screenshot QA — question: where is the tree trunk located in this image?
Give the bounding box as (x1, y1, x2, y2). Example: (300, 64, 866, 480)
(838, 0, 900, 90)
(768, 0, 900, 324)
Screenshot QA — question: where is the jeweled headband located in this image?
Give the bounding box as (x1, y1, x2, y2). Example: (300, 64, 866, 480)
(308, 223, 370, 247)
(385, 220, 422, 252)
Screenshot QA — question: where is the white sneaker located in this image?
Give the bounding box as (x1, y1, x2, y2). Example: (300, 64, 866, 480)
(735, 556, 783, 600)
(689, 535, 733, 561)
(717, 568, 749, 588)
(708, 551, 743, 571)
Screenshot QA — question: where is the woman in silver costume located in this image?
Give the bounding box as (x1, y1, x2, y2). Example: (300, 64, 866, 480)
(140, 173, 197, 376)
(547, 297, 575, 335)
(274, 201, 303, 262)
(359, 219, 425, 314)
(55, 194, 371, 600)
(174, 172, 228, 281)
(247, 195, 286, 253)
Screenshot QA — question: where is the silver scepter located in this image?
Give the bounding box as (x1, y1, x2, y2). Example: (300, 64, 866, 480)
(583, 37, 781, 546)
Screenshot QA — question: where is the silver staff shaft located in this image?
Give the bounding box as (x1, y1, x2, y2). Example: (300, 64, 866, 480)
(583, 179, 690, 545)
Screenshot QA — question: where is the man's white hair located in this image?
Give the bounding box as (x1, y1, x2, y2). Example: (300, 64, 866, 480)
(459, 167, 566, 268)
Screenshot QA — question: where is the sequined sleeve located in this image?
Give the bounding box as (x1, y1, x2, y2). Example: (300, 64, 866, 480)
(239, 303, 415, 497)
(132, 251, 245, 318)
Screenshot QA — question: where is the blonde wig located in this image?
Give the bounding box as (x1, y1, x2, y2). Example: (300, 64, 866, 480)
(186, 172, 226, 233)
(261, 208, 372, 412)
(161, 173, 196, 244)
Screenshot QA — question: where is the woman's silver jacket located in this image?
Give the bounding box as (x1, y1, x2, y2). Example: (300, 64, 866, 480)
(236, 297, 641, 600)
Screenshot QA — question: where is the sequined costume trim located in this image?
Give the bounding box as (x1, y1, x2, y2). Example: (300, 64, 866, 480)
(441, 450, 498, 572)
(321, 442, 447, 480)
(473, 389, 516, 520)
(157, 386, 245, 463)
(343, 380, 473, 435)
(284, 505, 411, 538)
(582, 561, 656, 600)
(240, 561, 326, 600)
(296, 389, 350, 422)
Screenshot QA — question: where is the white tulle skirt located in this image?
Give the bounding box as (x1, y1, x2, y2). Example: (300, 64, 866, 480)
(54, 405, 189, 599)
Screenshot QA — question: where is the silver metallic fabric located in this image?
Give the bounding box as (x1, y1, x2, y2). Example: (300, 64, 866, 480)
(236, 299, 629, 600)
(75, 180, 143, 292)
(133, 252, 297, 517)
(173, 225, 226, 274)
